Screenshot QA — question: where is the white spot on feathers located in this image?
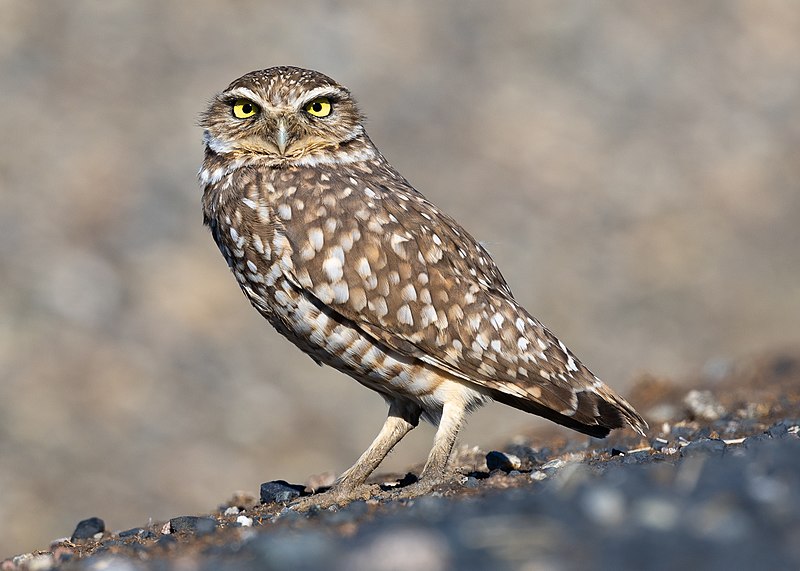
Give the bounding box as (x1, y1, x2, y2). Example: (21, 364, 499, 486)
(356, 257, 372, 279)
(322, 255, 344, 282)
(277, 203, 292, 220)
(308, 227, 324, 251)
(396, 304, 413, 325)
(400, 284, 417, 302)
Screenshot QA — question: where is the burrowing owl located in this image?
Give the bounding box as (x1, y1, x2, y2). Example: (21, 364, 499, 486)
(200, 66, 646, 504)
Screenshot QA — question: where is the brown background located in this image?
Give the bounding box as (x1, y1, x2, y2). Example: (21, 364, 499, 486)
(1, 0, 798, 557)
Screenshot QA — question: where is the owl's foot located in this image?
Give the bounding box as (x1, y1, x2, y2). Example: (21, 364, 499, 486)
(290, 483, 382, 511)
(378, 473, 454, 502)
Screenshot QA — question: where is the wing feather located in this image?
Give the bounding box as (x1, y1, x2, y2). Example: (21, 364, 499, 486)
(276, 164, 646, 434)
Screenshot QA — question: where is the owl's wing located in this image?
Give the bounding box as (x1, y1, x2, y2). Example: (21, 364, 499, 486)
(280, 168, 646, 436)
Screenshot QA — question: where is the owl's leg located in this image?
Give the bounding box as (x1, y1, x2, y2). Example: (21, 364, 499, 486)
(291, 399, 420, 510)
(335, 399, 421, 490)
(419, 399, 467, 482)
(380, 400, 468, 500)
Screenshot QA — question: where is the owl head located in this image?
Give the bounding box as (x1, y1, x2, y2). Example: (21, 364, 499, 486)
(200, 66, 371, 167)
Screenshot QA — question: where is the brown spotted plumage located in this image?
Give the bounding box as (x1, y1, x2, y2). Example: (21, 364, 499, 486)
(200, 66, 647, 505)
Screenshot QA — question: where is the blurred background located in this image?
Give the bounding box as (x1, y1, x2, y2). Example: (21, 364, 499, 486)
(1, 0, 799, 557)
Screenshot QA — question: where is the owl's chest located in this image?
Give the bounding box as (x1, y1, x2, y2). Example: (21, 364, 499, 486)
(206, 169, 317, 316)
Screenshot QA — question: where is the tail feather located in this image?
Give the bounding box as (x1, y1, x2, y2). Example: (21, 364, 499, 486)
(488, 384, 648, 438)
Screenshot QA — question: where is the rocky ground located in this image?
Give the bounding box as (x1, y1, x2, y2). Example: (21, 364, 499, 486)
(4, 351, 800, 571)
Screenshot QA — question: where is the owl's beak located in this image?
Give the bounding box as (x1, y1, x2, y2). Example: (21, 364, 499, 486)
(276, 118, 290, 155)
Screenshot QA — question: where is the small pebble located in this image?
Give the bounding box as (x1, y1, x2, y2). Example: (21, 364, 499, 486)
(236, 515, 253, 527)
(486, 450, 522, 472)
(260, 480, 304, 504)
(71, 517, 105, 541)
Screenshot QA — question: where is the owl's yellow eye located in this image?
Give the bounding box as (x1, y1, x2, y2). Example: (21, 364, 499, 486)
(305, 97, 332, 118)
(232, 99, 259, 119)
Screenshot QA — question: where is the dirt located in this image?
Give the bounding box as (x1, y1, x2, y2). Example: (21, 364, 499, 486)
(4, 350, 800, 570)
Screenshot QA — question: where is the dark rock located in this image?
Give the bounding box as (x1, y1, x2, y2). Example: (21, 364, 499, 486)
(768, 422, 789, 439)
(681, 438, 726, 458)
(486, 450, 521, 472)
(169, 516, 217, 535)
(260, 480, 305, 504)
(71, 517, 105, 541)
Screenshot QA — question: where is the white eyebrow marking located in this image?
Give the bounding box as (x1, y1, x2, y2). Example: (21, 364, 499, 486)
(293, 86, 344, 107)
(226, 87, 261, 102)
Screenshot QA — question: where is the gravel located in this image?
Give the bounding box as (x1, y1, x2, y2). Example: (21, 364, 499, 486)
(4, 355, 800, 570)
